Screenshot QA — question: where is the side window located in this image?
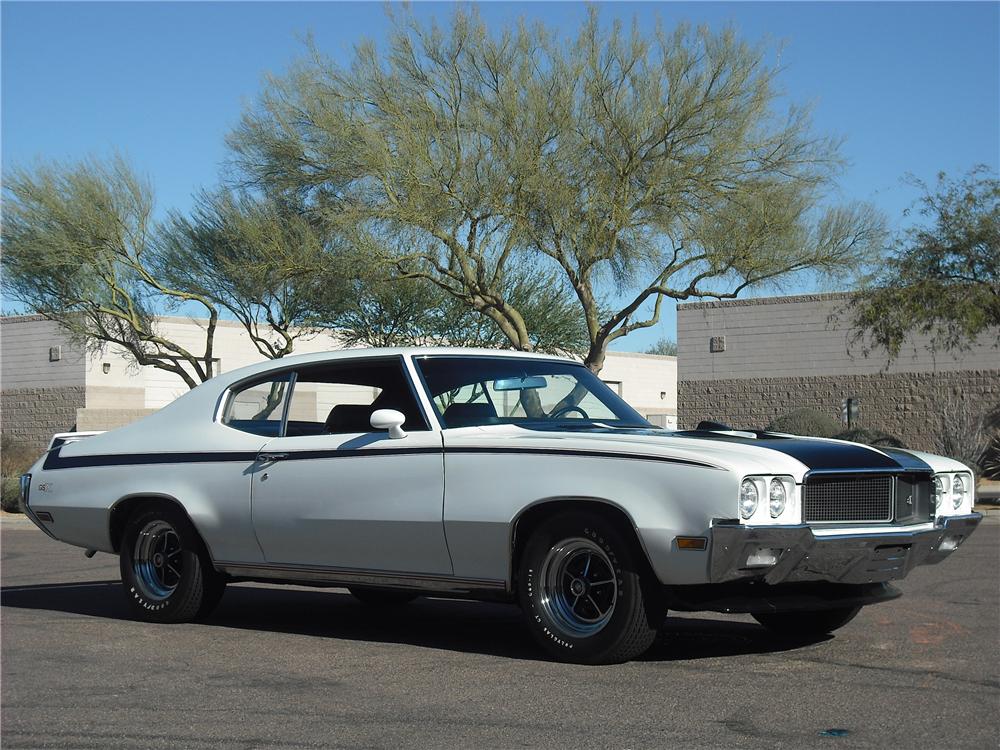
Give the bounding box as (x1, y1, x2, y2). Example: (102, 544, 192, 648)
(223, 374, 292, 436)
(284, 359, 429, 437)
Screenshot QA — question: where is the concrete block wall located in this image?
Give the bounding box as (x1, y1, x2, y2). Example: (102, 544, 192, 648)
(678, 369, 1000, 453)
(676, 293, 1000, 453)
(1, 386, 87, 451)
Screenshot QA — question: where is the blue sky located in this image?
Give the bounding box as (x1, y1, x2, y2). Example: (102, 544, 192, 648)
(3, 1, 998, 352)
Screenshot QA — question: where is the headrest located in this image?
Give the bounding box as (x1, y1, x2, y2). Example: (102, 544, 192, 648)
(324, 404, 374, 434)
(442, 402, 499, 428)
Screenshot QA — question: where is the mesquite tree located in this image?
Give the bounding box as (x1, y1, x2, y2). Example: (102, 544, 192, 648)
(229, 8, 886, 371)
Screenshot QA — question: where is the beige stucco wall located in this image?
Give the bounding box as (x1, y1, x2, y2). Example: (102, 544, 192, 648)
(2, 315, 678, 439)
(1, 316, 87, 390)
(599, 351, 677, 428)
(677, 293, 999, 382)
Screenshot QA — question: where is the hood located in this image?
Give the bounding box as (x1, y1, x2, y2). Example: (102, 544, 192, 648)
(460, 424, 935, 479)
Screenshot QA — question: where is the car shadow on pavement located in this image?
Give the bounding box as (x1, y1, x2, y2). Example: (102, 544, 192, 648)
(1, 580, 830, 662)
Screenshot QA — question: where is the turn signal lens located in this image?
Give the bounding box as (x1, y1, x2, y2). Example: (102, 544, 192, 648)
(769, 478, 787, 518)
(676, 536, 708, 550)
(740, 479, 759, 519)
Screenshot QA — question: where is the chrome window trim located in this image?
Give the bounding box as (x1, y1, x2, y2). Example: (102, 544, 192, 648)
(216, 354, 434, 435)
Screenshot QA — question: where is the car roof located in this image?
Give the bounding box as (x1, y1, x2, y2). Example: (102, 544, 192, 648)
(212, 347, 576, 391)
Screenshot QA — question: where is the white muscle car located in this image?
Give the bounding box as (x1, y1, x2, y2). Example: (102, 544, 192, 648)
(20, 348, 982, 664)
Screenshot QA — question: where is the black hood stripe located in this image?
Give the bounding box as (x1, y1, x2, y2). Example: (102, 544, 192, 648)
(673, 430, 933, 473)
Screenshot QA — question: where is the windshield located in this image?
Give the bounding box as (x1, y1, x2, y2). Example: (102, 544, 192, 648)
(415, 356, 651, 429)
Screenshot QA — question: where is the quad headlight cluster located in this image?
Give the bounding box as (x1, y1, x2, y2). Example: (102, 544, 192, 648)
(740, 476, 795, 521)
(934, 472, 973, 513)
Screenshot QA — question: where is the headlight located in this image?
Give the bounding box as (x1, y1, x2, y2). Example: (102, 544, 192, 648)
(933, 475, 947, 509)
(740, 479, 759, 519)
(952, 474, 968, 510)
(769, 478, 787, 517)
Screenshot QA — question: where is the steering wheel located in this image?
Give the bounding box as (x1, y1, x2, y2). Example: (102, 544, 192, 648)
(551, 405, 590, 420)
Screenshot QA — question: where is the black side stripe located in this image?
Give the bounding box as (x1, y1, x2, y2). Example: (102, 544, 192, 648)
(444, 446, 719, 469)
(42, 445, 720, 471)
(43, 450, 260, 470)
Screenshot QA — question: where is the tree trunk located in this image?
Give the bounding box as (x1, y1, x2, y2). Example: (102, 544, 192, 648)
(583, 340, 607, 374)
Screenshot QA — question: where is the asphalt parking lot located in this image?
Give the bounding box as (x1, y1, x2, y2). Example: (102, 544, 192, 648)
(2, 516, 998, 749)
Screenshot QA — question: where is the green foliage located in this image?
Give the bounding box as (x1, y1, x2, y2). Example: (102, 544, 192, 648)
(2, 159, 380, 385)
(766, 408, 843, 438)
(1, 478, 22, 514)
(338, 270, 589, 352)
(158, 190, 353, 358)
(229, 7, 885, 372)
(645, 338, 678, 356)
(1, 156, 222, 388)
(851, 166, 1000, 359)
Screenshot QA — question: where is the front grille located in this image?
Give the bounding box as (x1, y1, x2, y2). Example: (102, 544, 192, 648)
(803, 475, 894, 523)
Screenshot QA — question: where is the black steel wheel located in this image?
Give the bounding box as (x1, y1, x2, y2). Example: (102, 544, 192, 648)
(753, 606, 862, 636)
(518, 510, 665, 664)
(119, 503, 225, 623)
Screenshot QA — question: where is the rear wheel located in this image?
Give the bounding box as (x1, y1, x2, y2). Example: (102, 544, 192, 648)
(517, 511, 665, 664)
(753, 606, 861, 636)
(119, 504, 225, 623)
(349, 586, 419, 606)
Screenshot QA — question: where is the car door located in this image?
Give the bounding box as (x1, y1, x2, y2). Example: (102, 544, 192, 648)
(249, 356, 452, 576)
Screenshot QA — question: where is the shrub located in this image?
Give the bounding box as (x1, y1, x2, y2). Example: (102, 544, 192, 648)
(834, 428, 905, 448)
(981, 435, 1000, 480)
(1, 436, 40, 515)
(1, 477, 23, 513)
(931, 393, 996, 475)
(766, 408, 843, 438)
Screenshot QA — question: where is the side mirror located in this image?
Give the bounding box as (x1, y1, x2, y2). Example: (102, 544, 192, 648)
(370, 409, 407, 440)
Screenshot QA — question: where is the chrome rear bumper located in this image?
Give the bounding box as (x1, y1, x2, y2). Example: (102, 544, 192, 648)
(709, 513, 982, 585)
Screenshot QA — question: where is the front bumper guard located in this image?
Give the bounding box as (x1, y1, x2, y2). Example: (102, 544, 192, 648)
(709, 513, 982, 585)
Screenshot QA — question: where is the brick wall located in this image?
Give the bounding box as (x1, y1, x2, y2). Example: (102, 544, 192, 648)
(1, 386, 87, 452)
(678, 369, 1000, 452)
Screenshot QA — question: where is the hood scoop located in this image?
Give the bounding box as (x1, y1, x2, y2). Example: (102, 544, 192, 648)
(692, 421, 759, 439)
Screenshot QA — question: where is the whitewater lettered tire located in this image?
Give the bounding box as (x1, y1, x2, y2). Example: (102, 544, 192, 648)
(753, 606, 861, 636)
(119, 503, 226, 623)
(518, 511, 664, 664)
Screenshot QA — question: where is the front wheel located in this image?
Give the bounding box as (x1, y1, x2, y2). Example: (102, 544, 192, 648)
(518, 511, 665, 664)
(753, 606, 861, 636)
(119, 504, 226, 623)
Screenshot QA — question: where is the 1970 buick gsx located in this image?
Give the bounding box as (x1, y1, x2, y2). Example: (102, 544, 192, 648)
(20, 349, 982, 664)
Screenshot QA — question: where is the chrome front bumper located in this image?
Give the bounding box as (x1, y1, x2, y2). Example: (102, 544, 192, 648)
(709, 513, 983, 585)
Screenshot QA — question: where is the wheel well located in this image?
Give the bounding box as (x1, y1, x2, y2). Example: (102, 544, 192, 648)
(108, 495, 198, 554)
(510, 499, 655, 589)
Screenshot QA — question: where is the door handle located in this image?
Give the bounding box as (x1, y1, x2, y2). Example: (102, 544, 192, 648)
(257, 453, 288, 462)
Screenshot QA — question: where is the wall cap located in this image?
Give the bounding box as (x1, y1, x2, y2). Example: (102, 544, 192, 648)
(677, 292, 854, 310)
